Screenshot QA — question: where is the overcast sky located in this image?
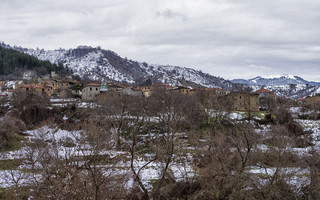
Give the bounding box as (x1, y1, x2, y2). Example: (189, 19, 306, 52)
(1, 0, 320, 81)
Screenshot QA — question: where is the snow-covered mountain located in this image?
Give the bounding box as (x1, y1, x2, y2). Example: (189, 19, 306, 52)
(232, 75, 320, 99)
(1, 43, 241, 90)
(2, 42, 318, 99)
(232, 75, 320, 86)
(251, 84, 320, 99)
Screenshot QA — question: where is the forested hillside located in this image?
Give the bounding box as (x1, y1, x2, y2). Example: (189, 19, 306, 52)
(0, 45, 63, 76)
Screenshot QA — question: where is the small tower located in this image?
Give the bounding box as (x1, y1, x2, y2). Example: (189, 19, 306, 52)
(51, 71, 57, 78)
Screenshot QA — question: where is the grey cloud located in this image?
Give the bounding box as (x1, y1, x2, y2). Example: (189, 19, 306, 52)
(156, 9, 187, 21)
(0, 0, 320, 81)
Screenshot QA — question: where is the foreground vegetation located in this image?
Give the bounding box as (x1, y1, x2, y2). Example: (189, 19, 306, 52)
(0, 90, 320, 199)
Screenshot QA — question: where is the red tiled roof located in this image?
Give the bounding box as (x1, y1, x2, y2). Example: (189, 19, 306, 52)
(255, 88, 274, 94)
(297, 98, 306, 101)
(33, 85, 45, 89)
(22, 84, 31, 88)
(87, 83, 100, 86)
(7, 90, 15, 92)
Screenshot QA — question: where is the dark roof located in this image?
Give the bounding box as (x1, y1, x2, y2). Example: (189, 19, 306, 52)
(151, 84, 173, 88)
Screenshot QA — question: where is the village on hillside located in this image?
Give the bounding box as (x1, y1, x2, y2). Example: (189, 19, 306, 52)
(0, 71, 319, 112)
(1, 71, 320, 199)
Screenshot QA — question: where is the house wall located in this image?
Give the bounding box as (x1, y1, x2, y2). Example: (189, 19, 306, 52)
(306, 95, 320, 108)
(19, 87, 30, 92)
(172, 88, 191, 95)
(82, 86, 100, 101)
(229, 93, 260, 112)
(121, 87, 143, 97)
(33, 87, 44, 93)
(140, 89, 152, 97)
(258, 93, 275, 111)
(44, 87, 53, 96)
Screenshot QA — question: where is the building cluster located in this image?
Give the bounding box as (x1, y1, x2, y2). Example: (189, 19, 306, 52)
(0, 71, 81, 99)
(297, 94, 320, 109)
(1, 71, 319, 112)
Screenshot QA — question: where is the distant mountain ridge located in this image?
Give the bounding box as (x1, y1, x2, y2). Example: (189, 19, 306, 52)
(1, 42, 319, 99)
(232, 75, 320, 86)
(232, 75, 320, 99)
(0, 42, 242, 91)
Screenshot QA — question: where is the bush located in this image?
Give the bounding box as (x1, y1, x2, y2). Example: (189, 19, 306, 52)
(273, 107, 292, 124)
(12, 92, 51, 129)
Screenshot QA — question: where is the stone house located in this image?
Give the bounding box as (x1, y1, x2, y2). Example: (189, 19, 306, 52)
(59, 81, 70, 90)
(16, 84, 52, 96)
(139, 86, 152, 97)
(150, 84, 173, 91)
(50, 79, 60, 90)
(33, 85, 45, 93)
(297, 98, 306, 105)
(51, 71, 57, 78)
(82, 83, 101, 101)
(121, 87, 143, 97)
(172, 86, 193, 95)
(193, 88, 228, 108)
(254, 88, 275, 111)
(18, 84, 31, 92)
(228, 92, 260, 112)
(43, 85, 53, 96)
(306, 94, 320, 109)
(101, 82, 125, 92)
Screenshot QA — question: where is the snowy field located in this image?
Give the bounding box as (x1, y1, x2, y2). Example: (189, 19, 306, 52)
(1, 110, 320, 195)
(0, 126, 195, 189)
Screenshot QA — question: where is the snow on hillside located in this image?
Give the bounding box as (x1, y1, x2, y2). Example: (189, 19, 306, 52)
(263, 74, 297, 80)
(23, 47, 135, 83)
(139, 63, 225, 88)
(0, 43, 240, 90)
(232, 75, 314, 86)
(22, 46, 216, 86)
(235, 75, 320, 99)
(251, 84, 320, 99)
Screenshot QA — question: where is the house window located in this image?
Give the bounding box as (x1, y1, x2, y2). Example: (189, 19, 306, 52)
(240, 96, 241, 99)
(96, 88, 98, 91)
(90, 87, 92, 91)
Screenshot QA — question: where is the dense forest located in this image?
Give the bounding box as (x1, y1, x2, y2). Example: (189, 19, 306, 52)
(0, 46, 63, 76)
